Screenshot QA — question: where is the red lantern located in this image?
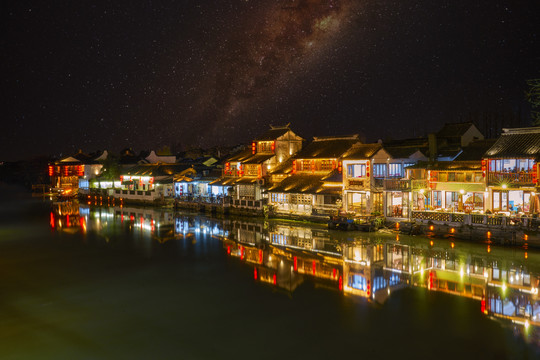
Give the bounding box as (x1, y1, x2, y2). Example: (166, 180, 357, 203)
(533, 163, 537, 184)
(252, 141, 257, 155)
(338, 161, 342, 174)
(292, 160, 297, 174)
(366, 161, 370, 178)
(271, 141, 275, 153)
(481, 160, 486, 178)
(48, 165, 54, 177)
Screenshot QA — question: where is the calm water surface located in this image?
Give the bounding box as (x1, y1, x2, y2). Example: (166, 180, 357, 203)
(1, 191, 540, 359)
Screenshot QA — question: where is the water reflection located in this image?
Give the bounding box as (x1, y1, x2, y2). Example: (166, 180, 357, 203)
(50, 201, 540, 347)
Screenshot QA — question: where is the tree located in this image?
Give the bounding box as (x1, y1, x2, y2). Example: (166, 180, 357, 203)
(526, 79, 540, 125)
(99, 155, 120, 181)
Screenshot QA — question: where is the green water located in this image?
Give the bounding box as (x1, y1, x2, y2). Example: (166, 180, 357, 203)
(1, 192, 539, 359)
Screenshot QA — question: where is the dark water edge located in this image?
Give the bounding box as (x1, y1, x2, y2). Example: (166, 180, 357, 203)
(1, 194, 539, 359)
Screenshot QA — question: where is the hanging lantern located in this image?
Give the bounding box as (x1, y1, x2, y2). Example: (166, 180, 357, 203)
(366, 161, 370, 178)
(252, 142, 257, 155)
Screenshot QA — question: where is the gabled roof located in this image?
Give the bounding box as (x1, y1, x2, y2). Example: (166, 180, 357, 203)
(342, 143, 382, 160)
(437, 122, 477, 138)
(383, 146, 425, 160)
(56, 150, 108, 165)
(294, 135, 360, 159)
(254, 124, 297, 141)
(484, 127, 540, 159)
(455, 139, 497, 161)
(407, 161, 481, 171)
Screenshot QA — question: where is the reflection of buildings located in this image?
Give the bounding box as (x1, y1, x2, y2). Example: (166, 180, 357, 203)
(49, 203, 540, 340)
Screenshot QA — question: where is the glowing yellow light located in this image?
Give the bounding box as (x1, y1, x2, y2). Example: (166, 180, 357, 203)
(450, 228, 455, 233)
(502, 283, 507, 292)
(430, 240, 434, 246)
(459, 189, 465, 194)
(451, 242, 455, 248)
(487, 245, 491, 253)
(429, 225, 434, 231)
(487, 231, 491, 239)
(502, 184, 507, 189)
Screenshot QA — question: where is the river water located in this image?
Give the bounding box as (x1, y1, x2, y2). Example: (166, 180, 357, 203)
(1, 190, 540, 359)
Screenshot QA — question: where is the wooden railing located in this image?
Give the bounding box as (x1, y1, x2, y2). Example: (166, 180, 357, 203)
(412, 210, 540, 228)
(488, 172, 533, 185)
(384, 179, 410, 191)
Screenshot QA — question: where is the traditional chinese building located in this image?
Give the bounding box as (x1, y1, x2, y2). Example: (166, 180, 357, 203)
(267, 135, 360, 218)
(340, 143, 385, 215)
(49, 150, 108, 194)
(406, 161, 486, 213)
(483, 127, 540, 214)
(212, 124, 303, 210)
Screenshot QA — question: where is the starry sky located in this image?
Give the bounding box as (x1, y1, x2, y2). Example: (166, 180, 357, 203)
(3, 0, 539, 161)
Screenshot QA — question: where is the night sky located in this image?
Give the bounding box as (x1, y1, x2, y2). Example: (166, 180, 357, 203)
(3, 0, 539, 161)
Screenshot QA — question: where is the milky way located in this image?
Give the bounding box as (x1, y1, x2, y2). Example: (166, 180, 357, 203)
(3, 0, 539, 160)
(187, 0, 358, 144)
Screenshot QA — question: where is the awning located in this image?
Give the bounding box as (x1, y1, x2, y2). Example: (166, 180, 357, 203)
(209, 177, 237, 187)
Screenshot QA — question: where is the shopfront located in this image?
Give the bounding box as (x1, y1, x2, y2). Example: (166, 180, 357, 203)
(492, 190, 532, 213)
(386, 191, 409, 218)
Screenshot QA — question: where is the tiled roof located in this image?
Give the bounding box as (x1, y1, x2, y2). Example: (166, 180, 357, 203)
(484, 127, 540, 159)
(436, 122, 476, 138)
(455, 139, 497, 161)
(226, 149, 253, 162)
(268, 157, 294, 175)
(383, 146, 426, 159)
(342, 143, 382, 160)
(254, 125, 292, 141)
(242, 153, 275, 164)
(268, 174, 340, 195)
(294, 135, 360, 159)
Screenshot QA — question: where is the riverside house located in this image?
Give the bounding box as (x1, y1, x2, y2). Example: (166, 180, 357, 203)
(49, 149, 108, 194)
(210, 124, 303, 212)
(483, 127, 540, 214)
(340, 143, 385, 216)
(267, 135, 360, 219)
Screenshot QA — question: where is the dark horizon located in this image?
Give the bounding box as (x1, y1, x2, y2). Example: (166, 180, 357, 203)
(3, 1, 539, 162)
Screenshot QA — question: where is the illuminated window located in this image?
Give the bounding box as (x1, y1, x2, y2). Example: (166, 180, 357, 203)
(388, 163, 403, 177)
(347, 164, 366, 178)
(373, 163, 386, 178)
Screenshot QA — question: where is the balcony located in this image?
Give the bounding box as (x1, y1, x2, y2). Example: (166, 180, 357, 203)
(384, 179, 410, 191)
(488, 172, 534, 186)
